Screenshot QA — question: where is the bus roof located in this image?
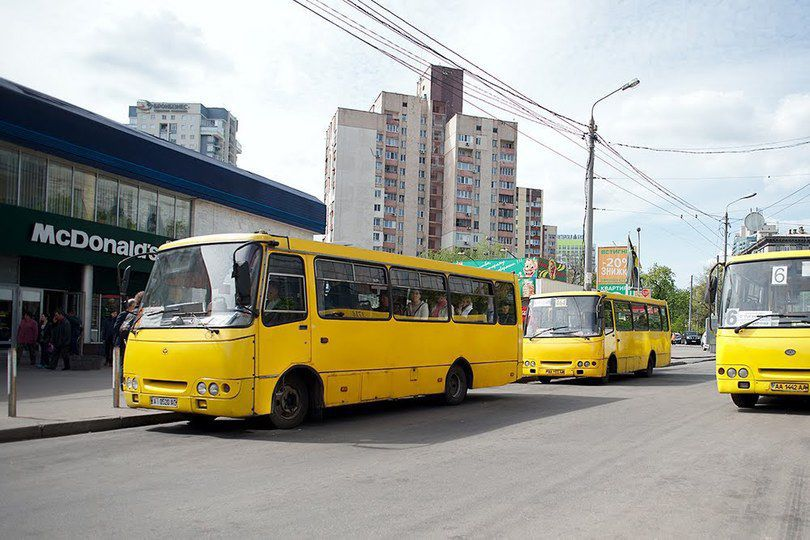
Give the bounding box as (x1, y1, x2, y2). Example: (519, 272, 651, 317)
(727, 249, 810, 265)
(528, 289, 667, 306)
(159, 232, 520, 283)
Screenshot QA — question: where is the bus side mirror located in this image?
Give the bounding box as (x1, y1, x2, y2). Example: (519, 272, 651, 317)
(704, 275, 717, 305)
(119, 266, 131, 298)
(232, 261, 253, 306)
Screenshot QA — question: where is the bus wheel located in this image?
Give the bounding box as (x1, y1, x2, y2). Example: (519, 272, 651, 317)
(636, 355, 654, 377)
(443, 364, 468, 405)
(270, 374, 309, 429)
(731, 394, 759, 409)
(537, 377, 552, 384)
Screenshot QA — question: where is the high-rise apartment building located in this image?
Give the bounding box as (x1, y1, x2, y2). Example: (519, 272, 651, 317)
(542, 225, 558, 260)
(557, 233, 585, 283)
(515, 187, 543, 258)
(324, 66, 518, 255)
(128, 100, 241, 164)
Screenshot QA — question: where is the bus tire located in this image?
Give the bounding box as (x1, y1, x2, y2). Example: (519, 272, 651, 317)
(270, 374, 309, 429)
(185, 414, 216, 429)
(443, 364, 468, 405)
(636, 354, 654, 377)
(731, 393, 759, 409)
(538, 377, 552, 384)
(598, 355, 616, 385)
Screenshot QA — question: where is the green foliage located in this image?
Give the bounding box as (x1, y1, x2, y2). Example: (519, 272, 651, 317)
(420, 241, 509, 262)
(642, 263, 713, 334)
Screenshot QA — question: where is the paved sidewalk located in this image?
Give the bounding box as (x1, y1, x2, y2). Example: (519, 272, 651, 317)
(0, 358, 179, 443)
(668, 344, 714, 366)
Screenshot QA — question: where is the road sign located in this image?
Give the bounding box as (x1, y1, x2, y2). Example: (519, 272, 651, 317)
(640, 288, 651, 298)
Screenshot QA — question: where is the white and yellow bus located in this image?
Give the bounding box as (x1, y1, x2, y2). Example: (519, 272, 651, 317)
(121, 232, 522, 428)
(708, 249, 810, 408)
(521, 291, 671, 383)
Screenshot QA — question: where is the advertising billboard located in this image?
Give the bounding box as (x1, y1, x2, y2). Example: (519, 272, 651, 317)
(596, 246, 628, 291)
(459, 256, 567, 298)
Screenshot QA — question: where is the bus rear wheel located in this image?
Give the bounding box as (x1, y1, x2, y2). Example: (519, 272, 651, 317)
(636, 355, 654, 377)
(731, 393, 759, 409)
(270, 374, 309, 429)
(443, 364, 468, 405)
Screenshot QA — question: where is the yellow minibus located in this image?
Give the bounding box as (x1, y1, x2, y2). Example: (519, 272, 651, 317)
(120, 232, 522, 428)
(707, 249, 810, 408)
(521, 291, 671, 383)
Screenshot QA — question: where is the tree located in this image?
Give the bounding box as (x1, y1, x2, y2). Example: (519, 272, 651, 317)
(421, 240, 508, 262)
(640, 263, 714, 333)
(642, 264, 677, 301)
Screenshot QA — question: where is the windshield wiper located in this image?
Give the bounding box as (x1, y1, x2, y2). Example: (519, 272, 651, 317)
(170, 311, 221, 335)
(734, 313, 809, 333)
(527, 326, 569, 340)
(232, 305, 258, 317)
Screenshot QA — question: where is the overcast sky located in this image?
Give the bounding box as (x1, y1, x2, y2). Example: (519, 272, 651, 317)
(2, 0, 809, 287)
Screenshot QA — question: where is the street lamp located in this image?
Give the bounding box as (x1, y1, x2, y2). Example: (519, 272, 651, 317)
(583, 78, 640, 290)
(500, 248, 517, 259)
(724, 192, 756, 262)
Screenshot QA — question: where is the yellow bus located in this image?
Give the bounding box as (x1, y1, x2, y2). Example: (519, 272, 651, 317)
(120, 232, 522, 428)
(521, 291, 671, 383)
(707, 249, 810, 408)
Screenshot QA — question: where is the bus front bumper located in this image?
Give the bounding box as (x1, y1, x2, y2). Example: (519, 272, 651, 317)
(521, 362, 604, 379)
(123, 379, 255, 417)
(717, 377, 810, 396)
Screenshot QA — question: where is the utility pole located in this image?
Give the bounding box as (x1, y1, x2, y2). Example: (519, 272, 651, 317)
(688, 275, 693, 332)
(636, 226, 642, 290)
(583, 78, 640, 291)
(724, 192, 757, 262)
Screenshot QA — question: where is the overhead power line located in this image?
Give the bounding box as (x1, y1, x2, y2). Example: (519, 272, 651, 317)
(611, 137, 810, 155)
(760, 183, 810, 211)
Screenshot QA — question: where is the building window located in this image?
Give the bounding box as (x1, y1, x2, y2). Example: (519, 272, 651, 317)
(400, 168, 406, 175)
(175, 198, 190, 238)
(118, 182, 139, 230)
(475, 125, 482, 131)
(19, 152, 47, 211)
(72, 169, 95, 220)
(373, 204, 381, 212)
(157, 193, 176, 237)
(475, 137, 482, 145)
(374, 189, 382, 198)
(0, 146, 18, 205)
(138, 188, 158, 233)
(95, 176, 118, 225)
(47, 162, 72, 217)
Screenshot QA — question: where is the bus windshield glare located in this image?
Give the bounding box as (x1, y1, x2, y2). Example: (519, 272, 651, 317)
(720, 258, 810, 328)
(139, 242, 262, 328)
(525, 296, 600, 338)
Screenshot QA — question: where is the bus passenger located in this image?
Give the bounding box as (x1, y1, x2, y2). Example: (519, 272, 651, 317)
(407, 290, 429, 319)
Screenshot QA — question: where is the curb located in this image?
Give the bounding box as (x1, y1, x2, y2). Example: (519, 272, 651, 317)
(0, 412, 183, 444)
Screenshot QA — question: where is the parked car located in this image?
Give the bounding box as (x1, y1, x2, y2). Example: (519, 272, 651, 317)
(671, 332, 682, 344)
(683, 331, 701, 345)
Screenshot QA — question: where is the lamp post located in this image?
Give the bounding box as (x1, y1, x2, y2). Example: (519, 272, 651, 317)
(724, 192, 756, 262)
(500, 248, 518, 259)
(584, 78, 640, 290)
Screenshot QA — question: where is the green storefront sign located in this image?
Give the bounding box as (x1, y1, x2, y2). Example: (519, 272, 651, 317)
(0, 203, 172, 272)
(597, 284, 628, 294)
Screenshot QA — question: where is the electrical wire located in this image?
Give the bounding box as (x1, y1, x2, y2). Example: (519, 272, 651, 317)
(760, 183, 810, 211)
(612, 137, 810, 154)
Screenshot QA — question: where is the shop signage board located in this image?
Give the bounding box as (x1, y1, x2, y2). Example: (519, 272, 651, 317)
(597, 283, 628, 294)
(597, 246, 629, 288)
(0, 203, 172, 271)
(459, 257, 567, 282)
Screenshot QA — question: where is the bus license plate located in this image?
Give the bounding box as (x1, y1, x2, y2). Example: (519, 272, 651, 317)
(150, 397, 178, 408)
(546, 369, 566, 375)
(770, 382, 809, 393)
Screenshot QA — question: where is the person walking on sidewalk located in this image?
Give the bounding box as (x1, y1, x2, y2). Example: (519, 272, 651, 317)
(16, 312, 39, 366)
(37, 313, 51, 368)
(102, 310, 118, 366)
(66, 309, 83, 355)
(48, 309, 72, 371)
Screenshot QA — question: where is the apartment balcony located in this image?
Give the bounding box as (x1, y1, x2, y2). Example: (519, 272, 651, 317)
(458, 154, 474, 164)
(200, 124, 225, 138)
(385, 158, 398, 166)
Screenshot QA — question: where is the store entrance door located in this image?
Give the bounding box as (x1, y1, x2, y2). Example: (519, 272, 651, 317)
(44, 290, 66, 319)
(0, 286, 13, 344)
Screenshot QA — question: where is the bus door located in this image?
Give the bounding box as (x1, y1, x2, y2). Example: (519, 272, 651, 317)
(256, 253, 312, 411)
(614, 301, 634, 372)
(603, 300, 618, 361)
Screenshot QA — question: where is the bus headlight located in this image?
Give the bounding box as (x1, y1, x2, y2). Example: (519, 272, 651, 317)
(577, 361, 583, 367)
(738, 368, 749, 379)
(530, 361, 536, 367)
(197, 382, 207, 395)
(208, 383, 220, 396)
(727, 368, 737, 379)
(584, 361, 591, 367)
(132, 378, 139, 391)
(126, 378, 133, 390)
(524, 361, 530, 367)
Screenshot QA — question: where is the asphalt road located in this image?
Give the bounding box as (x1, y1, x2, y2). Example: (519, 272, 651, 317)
(2, 361, 809, 538)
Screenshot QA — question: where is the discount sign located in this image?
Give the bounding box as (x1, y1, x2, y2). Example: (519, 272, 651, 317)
(597, 246, 629, 288)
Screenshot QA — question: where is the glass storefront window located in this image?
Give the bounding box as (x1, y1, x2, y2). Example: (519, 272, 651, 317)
(19, 152, 46, 211)
(72, 169, 96, 221)
(137, 188, 158, 234)
(47, 162, 73, 216)
(118, 182, 138, 230)
(158, 193, 176, 237)
(175, 198, 190, 238)
(96, 176, 118, 225)
(0, 146, 19, 205)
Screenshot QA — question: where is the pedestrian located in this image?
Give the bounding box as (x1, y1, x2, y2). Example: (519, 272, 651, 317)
(113, 299, 137, 357)
(16, 312, 39, 366)
(48, 309, 72, 370)
(37, 313, 51, 369)
(102, 310, 118, 366)
(66, 309, 83, 355)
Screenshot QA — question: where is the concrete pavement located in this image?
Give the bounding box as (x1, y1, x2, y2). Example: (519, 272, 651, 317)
(1, 361, 808, 538)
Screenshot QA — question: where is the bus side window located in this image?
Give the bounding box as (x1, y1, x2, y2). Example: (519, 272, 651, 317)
(648, 305, 662, 331)
(631, 303, 649, 331)
(495, 282, 517, 325)
(603, 301, 614, 333)
(660, 306, 670, 331)
(263, 254, 307, 327)
(615, 302, 633, 331)
(315, 259, 390, 320)
(449, 276, 495, 324)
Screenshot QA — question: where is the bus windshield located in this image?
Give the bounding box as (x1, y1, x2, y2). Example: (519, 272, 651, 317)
(139, 242, 262, 329)
(720, 257, 810, 328)
(524, 296, 600, 338)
